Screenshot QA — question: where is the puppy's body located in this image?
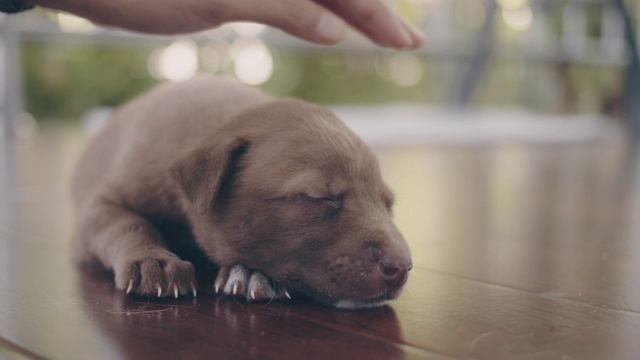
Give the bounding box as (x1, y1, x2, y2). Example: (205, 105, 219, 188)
(73, 77, 411, 309)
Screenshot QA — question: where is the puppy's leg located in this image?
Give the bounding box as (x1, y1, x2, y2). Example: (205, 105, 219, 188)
(214, 264, 290, 302)
(79, 201, 197, 298)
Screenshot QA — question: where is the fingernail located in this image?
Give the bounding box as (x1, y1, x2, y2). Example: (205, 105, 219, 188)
(407, 25, 425, 48)
(315, 13, 346, 44)
(400, 27, 413, 48)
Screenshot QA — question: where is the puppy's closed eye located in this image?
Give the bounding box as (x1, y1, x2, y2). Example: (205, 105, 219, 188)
(296, 193, 343, 218)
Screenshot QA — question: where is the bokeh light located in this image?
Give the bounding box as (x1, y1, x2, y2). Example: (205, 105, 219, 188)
(502, 5, 533, 31)
(148, 39, 199, 81)
(200, 40, 232, 73)
(56, 13, 95, 32)
(203, 24, 233, 39)
(230, 22, 267, 37)
(388, 54, 423, 87)
(231, 37, 273, 85)
(455, 0, 486, 30)
(497, 0, 528, 10)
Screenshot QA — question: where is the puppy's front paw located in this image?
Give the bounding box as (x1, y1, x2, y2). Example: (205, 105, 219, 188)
(114, 253, 197, 298)
(214, 264, 290, 302)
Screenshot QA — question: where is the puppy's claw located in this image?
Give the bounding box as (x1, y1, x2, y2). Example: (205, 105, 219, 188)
(173, 285, 179, 299)
(251, 289, 256, 300)
(157, 285, 162, 298)
(214, 266, 230, 295)
(191, 282, 197, 297)
(233, 283, 238, 295)
(284, 288, 291, 300)
(126, 279, 133, 294)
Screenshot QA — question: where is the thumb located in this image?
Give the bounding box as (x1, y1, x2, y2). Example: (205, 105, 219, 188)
(231, 0, 347, 44)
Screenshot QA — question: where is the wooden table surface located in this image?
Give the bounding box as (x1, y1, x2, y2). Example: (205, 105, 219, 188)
(1, 124, 639, 360)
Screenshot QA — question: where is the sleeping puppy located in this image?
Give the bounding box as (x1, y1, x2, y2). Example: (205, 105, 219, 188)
(72, 77, 412, 310)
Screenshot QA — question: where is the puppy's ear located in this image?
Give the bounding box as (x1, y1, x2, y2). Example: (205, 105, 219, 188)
(170, 136, 248, 214)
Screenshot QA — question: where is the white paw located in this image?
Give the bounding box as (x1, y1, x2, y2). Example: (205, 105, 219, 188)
(214, 264, 290, 302)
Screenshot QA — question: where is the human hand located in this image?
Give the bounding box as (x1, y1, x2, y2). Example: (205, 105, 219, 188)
(29, 0, 424, 49)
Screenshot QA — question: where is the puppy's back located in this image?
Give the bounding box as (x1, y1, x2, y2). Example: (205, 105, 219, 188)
(71, 77, 271, 210)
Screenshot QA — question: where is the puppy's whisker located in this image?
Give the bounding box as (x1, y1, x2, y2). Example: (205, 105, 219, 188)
(263, 294, 275, 306)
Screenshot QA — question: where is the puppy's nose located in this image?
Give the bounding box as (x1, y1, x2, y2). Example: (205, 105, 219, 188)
(379, 257, 412, 290)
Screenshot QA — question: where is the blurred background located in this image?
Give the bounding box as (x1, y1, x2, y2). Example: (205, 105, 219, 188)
(5, 3, 640, 357)
(2, 0, 640, 305)
(2, 0, 636, 128)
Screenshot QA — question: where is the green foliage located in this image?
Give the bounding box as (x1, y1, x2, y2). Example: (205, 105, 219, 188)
(263, 53, 430, 105)
(22, 44, 435, 122)
(23, 43, 158, 122)
(17, 0, 633, 122)
(21, 43, 623, 123)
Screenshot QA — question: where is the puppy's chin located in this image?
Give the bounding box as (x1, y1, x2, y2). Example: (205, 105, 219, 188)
(291, 281, 408, 310)
(332, 298, 389, 310)
(332, 284, 410, 310)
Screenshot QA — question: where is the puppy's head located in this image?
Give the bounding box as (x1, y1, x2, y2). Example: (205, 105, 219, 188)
(172, 99, 412, 309)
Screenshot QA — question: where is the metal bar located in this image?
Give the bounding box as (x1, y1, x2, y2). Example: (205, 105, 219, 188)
(612, 0, 640, 139)
(0, 15, 22, 140)
(451, 0, 499, 108)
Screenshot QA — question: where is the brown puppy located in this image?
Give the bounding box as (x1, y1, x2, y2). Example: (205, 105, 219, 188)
(72, 77, 412, 309)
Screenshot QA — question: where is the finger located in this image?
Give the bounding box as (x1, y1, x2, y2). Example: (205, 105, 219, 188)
(316, 0, 423, 49)
(401, 19, 425, 48)
(226, 0, 347, 44)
